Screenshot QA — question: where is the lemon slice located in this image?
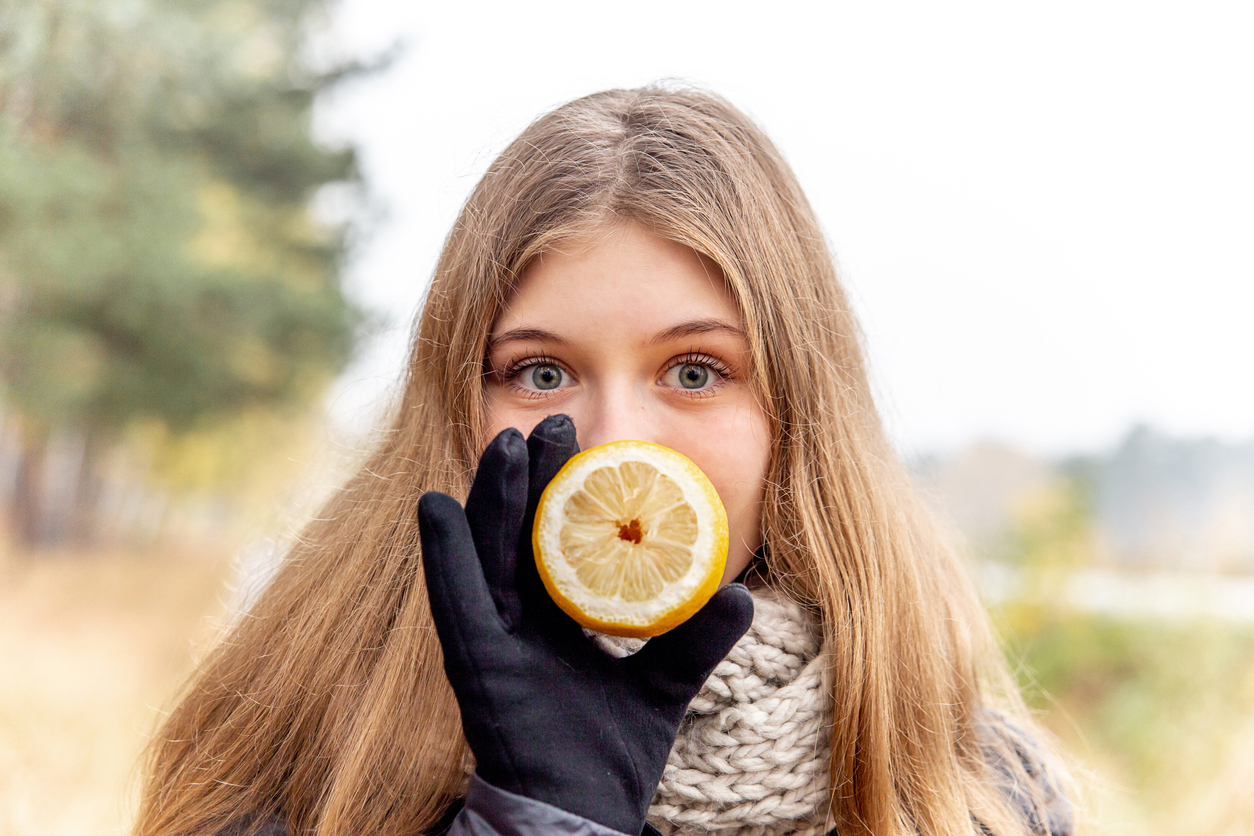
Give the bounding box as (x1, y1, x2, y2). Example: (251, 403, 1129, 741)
(532, 440, 729, 638)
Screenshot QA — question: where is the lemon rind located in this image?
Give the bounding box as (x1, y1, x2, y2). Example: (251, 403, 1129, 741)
(532, 440, 729, 638)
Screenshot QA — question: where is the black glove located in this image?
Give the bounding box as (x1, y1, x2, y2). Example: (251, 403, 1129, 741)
(418, 414, 755, 835)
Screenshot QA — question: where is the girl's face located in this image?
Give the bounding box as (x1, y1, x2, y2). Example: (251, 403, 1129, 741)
(484, 222, 772, 584)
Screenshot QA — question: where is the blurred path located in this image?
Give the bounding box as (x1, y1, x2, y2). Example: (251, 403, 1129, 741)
(0, 547, 232, 835)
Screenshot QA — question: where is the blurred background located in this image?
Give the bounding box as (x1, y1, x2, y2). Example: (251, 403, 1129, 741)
(1, 1, 1251, 833)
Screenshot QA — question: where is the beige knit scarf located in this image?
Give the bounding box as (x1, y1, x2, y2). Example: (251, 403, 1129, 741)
(593, 588, 834, 836)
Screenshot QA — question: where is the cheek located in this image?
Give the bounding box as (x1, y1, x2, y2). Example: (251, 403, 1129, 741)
(482, 397, 509, 442)
(670, 402, 772, 556)
(482, 391, 545, 446)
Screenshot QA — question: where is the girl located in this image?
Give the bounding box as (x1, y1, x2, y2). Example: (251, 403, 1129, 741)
(136, 86, 1075, 836)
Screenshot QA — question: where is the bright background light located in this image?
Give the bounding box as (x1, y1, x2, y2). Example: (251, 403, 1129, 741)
(317, 0, 1254, 456)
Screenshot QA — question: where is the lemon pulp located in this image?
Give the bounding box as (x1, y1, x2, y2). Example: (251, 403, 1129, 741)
(533, 440, 728, 638)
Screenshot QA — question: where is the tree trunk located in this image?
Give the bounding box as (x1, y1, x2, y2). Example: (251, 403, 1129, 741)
(12, 424, 47, 549)
(70, 430, 105, 545)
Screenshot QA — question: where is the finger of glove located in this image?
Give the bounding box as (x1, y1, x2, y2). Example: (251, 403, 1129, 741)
(516, 415, 581, 633)
(464, 428, 529, 629)
(418, 492, 507, 659)
(622, 583, 755, 705)
(523, 413, 580, 514)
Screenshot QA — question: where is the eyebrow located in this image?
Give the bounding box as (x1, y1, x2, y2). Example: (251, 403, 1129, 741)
(487, 318, 747, 352)
(649, 318, 747, 345)
(486, 328, 568, 352)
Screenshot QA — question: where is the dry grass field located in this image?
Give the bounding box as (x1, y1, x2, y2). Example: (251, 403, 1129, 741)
(0, 542, 234, 835)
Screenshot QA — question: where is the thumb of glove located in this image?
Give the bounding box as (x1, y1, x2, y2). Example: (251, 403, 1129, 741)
(622, 583, 755, 704)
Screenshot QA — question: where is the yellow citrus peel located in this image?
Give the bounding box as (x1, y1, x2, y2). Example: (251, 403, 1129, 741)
(532, 440, 729, 638)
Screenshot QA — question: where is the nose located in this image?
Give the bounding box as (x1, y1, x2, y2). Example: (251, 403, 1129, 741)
(572, 382, 660, 451)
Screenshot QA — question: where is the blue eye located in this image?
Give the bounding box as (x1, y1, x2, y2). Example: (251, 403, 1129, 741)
(677, 363, 709, 389)
(662, 354, 732, 394)
(529, 364, 563, 390)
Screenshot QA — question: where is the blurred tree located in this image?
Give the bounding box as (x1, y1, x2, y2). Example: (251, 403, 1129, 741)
(0, 0, 370, 547)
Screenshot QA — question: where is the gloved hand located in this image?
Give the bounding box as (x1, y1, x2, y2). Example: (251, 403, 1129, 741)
(418, 414, 755, 836)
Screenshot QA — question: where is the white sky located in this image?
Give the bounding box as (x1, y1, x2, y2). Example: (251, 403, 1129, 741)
(315, 0, 1254, 457)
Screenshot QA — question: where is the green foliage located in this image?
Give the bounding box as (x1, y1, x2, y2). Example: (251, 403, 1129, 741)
(996, 603, 1254, 830)
(0, 0, 365, 437)
(985, 474, 1254, 832)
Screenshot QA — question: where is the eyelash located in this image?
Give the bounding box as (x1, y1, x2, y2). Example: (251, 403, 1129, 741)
(496, 351, 735, 400)
(663, 352, 735, 399)
(497, 352, 563, 400)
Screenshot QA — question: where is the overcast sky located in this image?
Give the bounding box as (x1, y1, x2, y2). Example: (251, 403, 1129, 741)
(314, 0, 1254, 457)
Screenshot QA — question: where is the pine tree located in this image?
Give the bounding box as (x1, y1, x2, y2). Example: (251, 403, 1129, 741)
(0, 0, 369, 546)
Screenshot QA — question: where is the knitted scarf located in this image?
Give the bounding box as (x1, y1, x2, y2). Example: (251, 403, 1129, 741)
(593, 588, 834, 836)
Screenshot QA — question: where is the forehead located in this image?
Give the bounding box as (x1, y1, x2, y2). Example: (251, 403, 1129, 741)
(493, 223, 740, 337)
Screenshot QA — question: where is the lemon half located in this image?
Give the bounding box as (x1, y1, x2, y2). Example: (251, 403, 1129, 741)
(532, 440, 729, 638)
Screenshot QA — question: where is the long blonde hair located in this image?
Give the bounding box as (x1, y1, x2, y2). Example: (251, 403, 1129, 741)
(137, 86, 1067, 836)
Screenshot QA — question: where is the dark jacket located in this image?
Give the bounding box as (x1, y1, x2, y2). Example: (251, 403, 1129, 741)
(226, 725, 1073, 836)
